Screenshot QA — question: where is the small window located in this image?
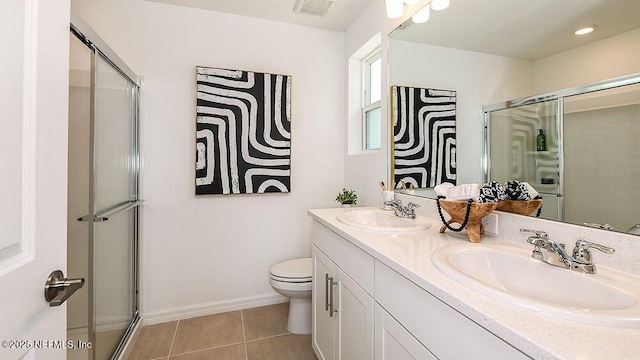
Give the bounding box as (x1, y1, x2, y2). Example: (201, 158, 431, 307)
(363, 49, 381, 150)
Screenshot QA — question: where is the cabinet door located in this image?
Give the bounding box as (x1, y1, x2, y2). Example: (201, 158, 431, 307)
(335, 266, 374, 360)
(375, 305, 437, 360)
(313, 246, 336, 360)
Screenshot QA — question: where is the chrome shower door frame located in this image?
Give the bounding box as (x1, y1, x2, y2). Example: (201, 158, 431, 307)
(71, 12, 142, 360)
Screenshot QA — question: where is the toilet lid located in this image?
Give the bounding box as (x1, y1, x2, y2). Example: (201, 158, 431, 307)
(270, 258, 312, 280)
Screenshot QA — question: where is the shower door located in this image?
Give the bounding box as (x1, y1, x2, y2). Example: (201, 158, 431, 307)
(70, 16, 141, 359)
(89, 50, 140, 359)
(485, 99, 562, 220)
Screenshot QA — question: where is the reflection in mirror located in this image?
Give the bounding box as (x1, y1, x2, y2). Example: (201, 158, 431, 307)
(390, 85, 457, 190)
(486, 99, 561, 221)
(484, 75, 640, 235)
(564, 82, 640, 234)
(387, 0, 640, 233)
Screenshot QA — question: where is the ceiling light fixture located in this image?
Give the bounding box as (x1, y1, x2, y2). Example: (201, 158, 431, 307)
(430, 0, 450, 10)
(574, 25, 597, 35)
(385, 0, 404, 19)
(412, 5, 431, 23)
(385, 0, 451, 23)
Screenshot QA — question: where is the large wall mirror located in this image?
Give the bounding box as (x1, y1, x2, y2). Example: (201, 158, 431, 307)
(387, 0, 640, 235)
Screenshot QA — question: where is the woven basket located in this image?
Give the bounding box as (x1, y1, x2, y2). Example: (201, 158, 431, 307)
(496, 199, 543, 216)
(437, 200, 498, 243)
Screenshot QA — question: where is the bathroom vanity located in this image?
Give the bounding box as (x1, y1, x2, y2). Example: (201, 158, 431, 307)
(308, 207, 640, 360)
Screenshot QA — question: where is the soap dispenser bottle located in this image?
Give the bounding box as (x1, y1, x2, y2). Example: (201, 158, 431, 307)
(536, 129, 547, 151)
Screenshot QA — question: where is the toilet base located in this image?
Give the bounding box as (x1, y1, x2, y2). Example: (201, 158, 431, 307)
(287, 297, 312, 335)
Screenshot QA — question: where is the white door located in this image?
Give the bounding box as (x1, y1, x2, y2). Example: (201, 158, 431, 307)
(0, 0, 71, 359)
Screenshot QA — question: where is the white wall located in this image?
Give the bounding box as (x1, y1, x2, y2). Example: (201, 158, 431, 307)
(342, 0, 394, 206)
(533, 28, 640, 93)
(72, 0, 346, 320)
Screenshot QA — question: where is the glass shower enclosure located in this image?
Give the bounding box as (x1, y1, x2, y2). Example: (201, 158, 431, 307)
(484, 99, 562, 220)
(483, 73, 640, 233)
(68, 14, 141, 360)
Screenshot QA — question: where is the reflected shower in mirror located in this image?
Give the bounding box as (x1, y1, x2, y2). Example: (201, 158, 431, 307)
(484, 76, 640, 235)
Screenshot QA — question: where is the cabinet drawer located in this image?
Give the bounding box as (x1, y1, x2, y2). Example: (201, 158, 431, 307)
(312, 221, 374, 295)
(375, 261, 530, 360)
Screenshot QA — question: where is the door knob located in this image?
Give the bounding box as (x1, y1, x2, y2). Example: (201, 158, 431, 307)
(44, 270, 85, 307)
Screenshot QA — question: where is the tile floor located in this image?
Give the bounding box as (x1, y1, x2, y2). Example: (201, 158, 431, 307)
(126, 303, 317, 360)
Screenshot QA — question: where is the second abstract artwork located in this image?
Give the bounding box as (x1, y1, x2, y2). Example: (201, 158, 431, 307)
(196, 66, 292, 195)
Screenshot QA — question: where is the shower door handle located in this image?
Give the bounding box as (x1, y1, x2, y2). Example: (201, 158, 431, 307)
(77, 200, 144, 222)
(44, 270, 85, 307)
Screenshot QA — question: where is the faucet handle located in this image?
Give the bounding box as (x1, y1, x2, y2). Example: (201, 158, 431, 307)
(405, 202, 420, 218)
(572, 240, 615, 264)
(520, 228, 548, 239)
(384, 199, 401, 206)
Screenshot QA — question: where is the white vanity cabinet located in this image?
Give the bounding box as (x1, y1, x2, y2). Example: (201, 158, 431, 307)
(311, 218, 530, 360)
(312, 222, 375, 360)
(374, 261, 530, 360)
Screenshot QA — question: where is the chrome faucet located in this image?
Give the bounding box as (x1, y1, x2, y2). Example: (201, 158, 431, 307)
(520, 229, 615, 274)
(384, 200, 420, 219)
(583, 222, 614, 230)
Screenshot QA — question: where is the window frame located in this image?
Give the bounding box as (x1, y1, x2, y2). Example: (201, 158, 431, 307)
(362, 48, 382, 151)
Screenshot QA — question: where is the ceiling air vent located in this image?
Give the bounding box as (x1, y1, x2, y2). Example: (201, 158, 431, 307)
(293, 0, 333, 17)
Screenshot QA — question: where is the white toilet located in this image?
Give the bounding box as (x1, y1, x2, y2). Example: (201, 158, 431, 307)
(269, 257, 312, 335)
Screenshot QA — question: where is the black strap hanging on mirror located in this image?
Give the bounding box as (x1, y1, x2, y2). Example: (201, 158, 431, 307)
(436, 196, 473, 232)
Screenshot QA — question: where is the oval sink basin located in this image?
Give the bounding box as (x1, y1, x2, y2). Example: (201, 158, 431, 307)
(337, 208, 431, 232)
(432, 242, 640, 328)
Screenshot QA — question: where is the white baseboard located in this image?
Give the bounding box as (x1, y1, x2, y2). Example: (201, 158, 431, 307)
(142, 293, 288, 325)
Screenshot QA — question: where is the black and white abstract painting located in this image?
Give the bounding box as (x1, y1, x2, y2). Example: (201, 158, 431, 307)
(391, 86, 456, 188)
(196, 66, 291, 195)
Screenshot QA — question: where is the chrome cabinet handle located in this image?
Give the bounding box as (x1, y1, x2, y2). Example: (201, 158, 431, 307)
(328, 277, 338, 317)
(44, 270, 85, 307)
(325, 274, 330, 311)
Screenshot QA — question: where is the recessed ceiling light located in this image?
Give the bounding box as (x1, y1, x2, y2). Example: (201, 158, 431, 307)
(574, 25, 597, 35)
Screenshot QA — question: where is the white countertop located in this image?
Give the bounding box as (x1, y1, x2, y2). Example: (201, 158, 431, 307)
(308, 207, 640, 360)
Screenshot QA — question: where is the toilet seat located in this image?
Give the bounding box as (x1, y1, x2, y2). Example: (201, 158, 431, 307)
(270, 274, 311, 283)
(270, 258, 312, 283)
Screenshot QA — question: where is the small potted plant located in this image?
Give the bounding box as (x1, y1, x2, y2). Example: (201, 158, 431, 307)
(336, 188, 358, 207)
